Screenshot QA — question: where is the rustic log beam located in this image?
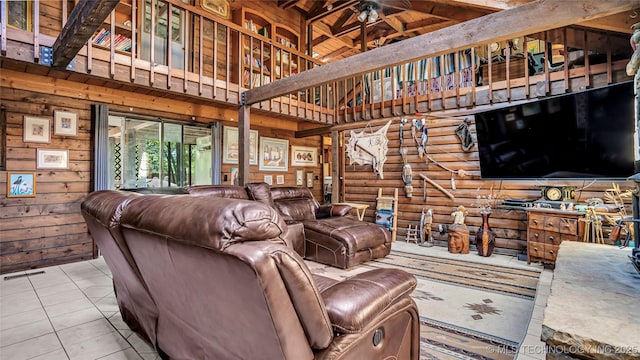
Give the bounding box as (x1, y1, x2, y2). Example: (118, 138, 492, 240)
(52, 0, 120, 69)
(308, 0, 359, 23)
(243, 0, 637, 105)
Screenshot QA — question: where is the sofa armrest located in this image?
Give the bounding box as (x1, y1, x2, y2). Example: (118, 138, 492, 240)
(316, 204, 352, 219)
(319, 268, 416, 333)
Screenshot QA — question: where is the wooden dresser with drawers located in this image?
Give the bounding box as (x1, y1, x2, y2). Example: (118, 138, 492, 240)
(527, 209, 585, 266)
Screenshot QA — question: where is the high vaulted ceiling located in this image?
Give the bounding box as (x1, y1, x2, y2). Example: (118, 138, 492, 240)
(276, 0, 638, 63)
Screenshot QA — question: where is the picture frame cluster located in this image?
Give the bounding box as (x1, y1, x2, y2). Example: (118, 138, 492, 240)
(23, 112, 76, 170)
(7, 111, 78, 198)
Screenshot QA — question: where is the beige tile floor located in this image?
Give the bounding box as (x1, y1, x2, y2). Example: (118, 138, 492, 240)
(1, 243, 552, 360)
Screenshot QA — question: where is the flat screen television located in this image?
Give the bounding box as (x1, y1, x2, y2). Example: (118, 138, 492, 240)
(475, 81, 635, 179)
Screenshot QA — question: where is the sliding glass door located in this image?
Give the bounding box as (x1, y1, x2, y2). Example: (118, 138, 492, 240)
(107, 116, 212, 189)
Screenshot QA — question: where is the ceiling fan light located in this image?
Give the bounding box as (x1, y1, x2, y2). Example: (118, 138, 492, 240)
(367, 8, 378, 23)
(357, 10, 368, 22)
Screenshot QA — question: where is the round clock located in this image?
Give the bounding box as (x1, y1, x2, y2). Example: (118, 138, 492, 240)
(545, 187, 563, 201)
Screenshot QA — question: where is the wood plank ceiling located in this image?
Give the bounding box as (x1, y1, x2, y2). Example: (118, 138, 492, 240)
(281, 0, 637, 63)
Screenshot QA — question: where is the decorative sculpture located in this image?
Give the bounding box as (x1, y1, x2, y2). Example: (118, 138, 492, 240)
(346, 120, 392, 179)
(448, 205, 469, 254)
(400, 147, 412, 197)
(420, 208, 433, 247)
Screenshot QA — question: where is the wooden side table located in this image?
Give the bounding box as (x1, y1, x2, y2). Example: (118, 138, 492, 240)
(335, 202, 369, 221)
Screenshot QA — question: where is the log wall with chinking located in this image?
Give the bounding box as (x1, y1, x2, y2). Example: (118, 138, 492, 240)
(342, 118, 635, 255)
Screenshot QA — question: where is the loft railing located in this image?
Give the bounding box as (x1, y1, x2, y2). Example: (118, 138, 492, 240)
(0, 1, 632, 124)
(270, 27, 631, 124)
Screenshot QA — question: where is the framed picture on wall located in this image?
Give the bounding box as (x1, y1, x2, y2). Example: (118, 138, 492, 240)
(23, 116, 50, 143)
(7, 172, 36, 198)
(291, 146, 317, 167)
(276, 175, 285, 185)
(295, 169, 304, 186)
(222, 126, 258, 165)
(306, 172, 314, 188)
(264, 175, 273, 185)
(259, 137, 289, 172)
(53, 110, 78, 136)
(37, 149, 69, 169)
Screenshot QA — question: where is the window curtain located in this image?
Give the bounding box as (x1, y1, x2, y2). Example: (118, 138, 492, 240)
(92, 104, 110, 191)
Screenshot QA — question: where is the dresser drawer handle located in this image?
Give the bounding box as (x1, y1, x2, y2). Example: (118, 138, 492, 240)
(548, 250, 555, 254)
(532, 220, 538, 225)
(533, 247, 539, 251)
(548, 236, 555, 241)
(534, 233, 539, 238)
(546, 222, 554, 227)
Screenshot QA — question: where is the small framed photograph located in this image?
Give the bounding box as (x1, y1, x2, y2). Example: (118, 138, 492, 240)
(54, 110, 78, 136)
(263, 175, 273, 185)
(291, 146, 317, 167)
(306, 172, 314, 188)
(37, 149, 69, 169)
(296, 169, 304, 186)
(259, 137, 289, 172)
(23, 116, 50, 143)
(276, 175, 285, 185)
(7, 172, 36, 198)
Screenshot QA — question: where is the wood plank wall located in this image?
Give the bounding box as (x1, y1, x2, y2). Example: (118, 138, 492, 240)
(0, 82, 320, 274)
(1, 87, 94, 274)
(343, 117, 635, 255)
(219, 120, 323, 198)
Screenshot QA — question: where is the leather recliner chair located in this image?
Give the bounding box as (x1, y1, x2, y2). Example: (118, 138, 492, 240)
(117, 193, 420, 359)
(80, 190, 159, 350)
(246, 183, 392, 268)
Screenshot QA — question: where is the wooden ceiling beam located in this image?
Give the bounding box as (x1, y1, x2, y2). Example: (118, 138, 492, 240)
(330, 8, 358, 34)
(406, 1, 492, 22)
(52, 0, 120, 69)
(308, 0, 359, 23)
(243, 0, 636, 105)
(278, 0, 300, 9)
(313, 21, 355, 48)
(421, 0, 535, 11)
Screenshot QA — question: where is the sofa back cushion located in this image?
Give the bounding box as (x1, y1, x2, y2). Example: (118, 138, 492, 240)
(245, 182, 275, 207)
(270, 187, 319, 222)
(184, 185, 249, 199)
(120, 195, 283, 251)
(119, 195, 333, 358)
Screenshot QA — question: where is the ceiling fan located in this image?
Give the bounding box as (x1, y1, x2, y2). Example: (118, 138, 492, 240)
(356, 0, 381, 23)
(355, 0, 412, 24)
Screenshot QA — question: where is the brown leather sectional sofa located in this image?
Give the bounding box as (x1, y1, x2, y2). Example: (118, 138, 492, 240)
(81, 190, 420, 359)
(183, 183, 391, 268)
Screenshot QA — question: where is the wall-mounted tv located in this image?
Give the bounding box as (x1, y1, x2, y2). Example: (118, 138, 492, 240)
(475, 81, 635, 179)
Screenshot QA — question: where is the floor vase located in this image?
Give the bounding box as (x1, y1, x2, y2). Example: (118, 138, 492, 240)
(476, 212, 495, 257)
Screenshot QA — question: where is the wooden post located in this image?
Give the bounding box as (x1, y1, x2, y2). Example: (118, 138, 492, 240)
(331, 130, 340, 203)
(238, 104, 251, 186)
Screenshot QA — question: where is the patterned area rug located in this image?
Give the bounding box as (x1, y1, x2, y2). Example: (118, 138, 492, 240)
(306, 249, 541, 360)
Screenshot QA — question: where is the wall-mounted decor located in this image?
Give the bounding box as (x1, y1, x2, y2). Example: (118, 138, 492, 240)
(345, 120, 391, 179)
(222, 126, 258, 165)
(23, 116, 50, 143)
(291, 146, 317, 167)
(259, 137, 289, 172)
(202, 0, 230, 19)
(230, 167, 239, 185)
(7, 172, 36, 198)
(306, 172, 314, 188)
(37, 149, 69, 169)
(53, 110, 78, 136)
(296, 169, 304, 186)
(276, 175, 285, 185)
(264, 175, 273, 185)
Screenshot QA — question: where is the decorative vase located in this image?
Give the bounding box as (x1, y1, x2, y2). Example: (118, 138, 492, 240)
(476, 212, 496, 257)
